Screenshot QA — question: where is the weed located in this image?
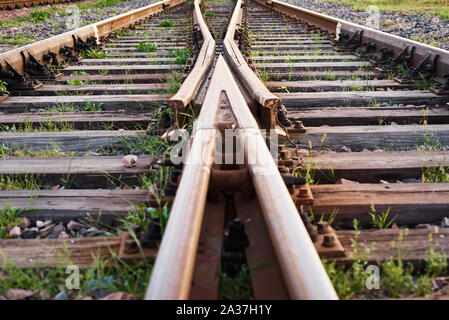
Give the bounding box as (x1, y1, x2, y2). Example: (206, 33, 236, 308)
(169, 48, 191, 65)
(85, 100, 104, 112)
(0, 198, 34, 239)
(219, 265, 253, 300)
(160, 19, 174, 27)
(0, 80, 9, 95)
(369, 205, 396, 229)
(81, 49, 108, 59)
(136, 42, 157, 52)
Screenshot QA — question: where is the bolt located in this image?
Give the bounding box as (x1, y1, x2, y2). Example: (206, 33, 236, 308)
(293, 120, 306, 131)
(317, 221, 329, 234)
(322, 234, 336, 247)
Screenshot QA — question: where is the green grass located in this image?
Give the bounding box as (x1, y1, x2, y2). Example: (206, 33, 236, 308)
(0, 250, 153, 299)
(422, 163, 449, 183)
(81, 49, 108, 59)
(321, 0, 449, 19)
(0, 174, 42, 191)
(0, 34, 37, 46)
(0, 80, 8, 95)
(160, 19, 174, 27)
(0, 143, 74, 159)
(323, 219, 447, 299)
(204, 12, 214, 17)
(368, 204, 396, 229)
(219, 265, 253, 300)
(168, 48, 191, 65)
(135, 42, 157, 52)
(0, 199, 34, 239)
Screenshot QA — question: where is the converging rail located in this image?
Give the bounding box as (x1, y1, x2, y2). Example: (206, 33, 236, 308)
(2, 0, 449, 301)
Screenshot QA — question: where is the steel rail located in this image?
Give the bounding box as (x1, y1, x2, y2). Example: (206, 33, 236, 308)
(168, 0, 216, 113)
(146, 53, 338, 299)
(0, 0, 186, 74)
(255, 0, 449, 78)
(214, 55, 337, 299)
(223, 0, 280, 129)
(146, 0, 217, 299)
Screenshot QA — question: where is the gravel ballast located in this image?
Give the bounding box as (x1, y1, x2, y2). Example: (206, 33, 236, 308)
(281, 0, 449, 50)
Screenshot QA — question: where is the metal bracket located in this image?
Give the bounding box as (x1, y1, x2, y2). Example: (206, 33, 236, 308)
(118, 230, 158, 261)
(371, 47, 394, 66)
(395, 52, 438, 84)
(357, 41, 376, 59)
(431, 73, 449, 95)
(21, 51, 62, 81)
(208, 165, 255, 201)
(334, 30, 363, 51)
(43, 50, 68, 69)
(59, 45, 80, 63)
(73, 35, 98, 52)
(0, 60, 42, 91)
(300, 212, 345, 258)
(375, 45, 415, 73)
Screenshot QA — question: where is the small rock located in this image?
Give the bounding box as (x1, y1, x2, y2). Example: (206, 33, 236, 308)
(339, 146, 351, 152)
(39, 291, 50, 299)
(379, 180, 389, 184)
(441, 217, 449, 228)
(84, 151, 100, 157)
(50, 184, 61, 190)
(415, 224, 433, 229)
(50, 224, 66, 237)
(54, 291, 69, 300)
(394, 23, 403, 30)
(99, 292, 137, 300)
(36, 220, 44, 228)
(122, 155, 138, 168)
(67, 220, 84, 231)
(6, 289, 34, 300)
(9, 226, 21, 238)
(21, 229, 38, 239)
(336, 178, 359, 185)
(80, 228, 88, 236)
(58, 231, 70, 239)
(390, 121, 398, 126)
(39, 222, 56, 237)
(19, 217, 31, 229)
(391, 223, 399, 229)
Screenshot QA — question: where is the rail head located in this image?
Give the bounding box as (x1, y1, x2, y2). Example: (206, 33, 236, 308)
(223, 0, 281, 129)
(0, 0, 186, 75)
(168, 0, 216, 113)
(256, 0, 449, 78)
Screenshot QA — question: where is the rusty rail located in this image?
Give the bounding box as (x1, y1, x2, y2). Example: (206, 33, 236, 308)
(223, 0, 280, 129)
(255, 0, 449, 78)
(0, 0, 186, 74)
(168, 0, 216, 113)
(146, 54, 338, 299)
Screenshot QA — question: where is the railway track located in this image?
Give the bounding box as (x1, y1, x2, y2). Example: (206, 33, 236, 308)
(1, 0, 449, 300)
